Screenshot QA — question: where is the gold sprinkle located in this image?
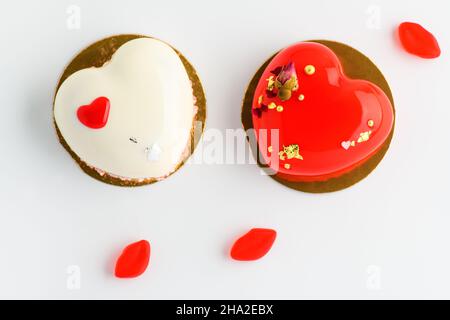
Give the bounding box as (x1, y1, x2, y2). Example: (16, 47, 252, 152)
(268, 146, 273, 153)
(258, 95, 263, 105)
(268, 102, 277, 109)
(368, 120, 374, 127)
(351, 141, 356, 147)
(298, 94, 305, 101)
(304, 65, 316, 75)
(284, 164, 291, 170)
(276, 106, 284, 112)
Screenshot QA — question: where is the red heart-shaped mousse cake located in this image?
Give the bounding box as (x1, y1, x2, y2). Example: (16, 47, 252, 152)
(252, 42, 394, 182)
(77, 96, 110, 129)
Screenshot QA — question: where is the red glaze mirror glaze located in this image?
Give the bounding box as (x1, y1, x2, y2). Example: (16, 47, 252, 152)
(230, 228, 277, 261)
(77, 96, 110, 129)
(115, 240, 150, 278)
(252, 42, 394, 182)
(398, 22, 441, 59)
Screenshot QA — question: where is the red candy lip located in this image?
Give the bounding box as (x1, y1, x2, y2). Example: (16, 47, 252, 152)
(230, 228, 277, 261)
(252, 42, 394, 182)
(115, 240, 150, 278)
(398, 22, 441, 59)
(77, 96, 110, 129)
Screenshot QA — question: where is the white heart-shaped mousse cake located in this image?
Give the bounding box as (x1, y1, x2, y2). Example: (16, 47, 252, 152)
(53, 36, 205, 186)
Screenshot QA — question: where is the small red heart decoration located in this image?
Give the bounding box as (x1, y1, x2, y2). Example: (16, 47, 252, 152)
(252, 42, 394, 182)
(77, 96, 110, 129)
(230, 228, 277, 261)
(115, 240, 150, 278)
(398, 22, 441, 59)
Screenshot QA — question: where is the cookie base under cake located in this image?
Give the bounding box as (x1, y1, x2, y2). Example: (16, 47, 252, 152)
(53, 34, 206, 187)
(242, 40, 395, 193)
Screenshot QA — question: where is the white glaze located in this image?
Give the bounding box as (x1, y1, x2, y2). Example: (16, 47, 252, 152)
(54, 38, 196, 180)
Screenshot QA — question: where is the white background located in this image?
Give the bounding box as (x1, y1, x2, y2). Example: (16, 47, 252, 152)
(0, 0, 449, 299)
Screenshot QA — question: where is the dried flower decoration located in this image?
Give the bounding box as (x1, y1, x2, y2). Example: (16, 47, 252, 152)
(266, 63, 299, 102)
(270, 66, 283, 76)
(266, 90, 277, 98)
(275, 62, 299, 101)
(252, 104, 268, 118)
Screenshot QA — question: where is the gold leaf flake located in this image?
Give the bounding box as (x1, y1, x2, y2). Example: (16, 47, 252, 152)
(266, 76, 275, 91)
(357, 131, 372, 143)
(268, 102, 277, 110)
(280, 144, 303, 160)
(276, 106, 284, 112)
(258, 95, 263, 105)
(298, 94, 305, 101)
(368, 120, 374, 127)
(284, 164, 291, 170)
(268, 146, 273, 153)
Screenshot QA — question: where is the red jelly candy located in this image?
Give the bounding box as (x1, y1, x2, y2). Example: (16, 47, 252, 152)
(77, 96, 110, 129)
(115, 240, 150, 278)
(230, 228, 277, 261)
(398, 22, 441, 59)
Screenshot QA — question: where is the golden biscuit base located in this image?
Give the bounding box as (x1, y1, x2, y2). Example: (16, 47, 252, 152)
(242, 40, 395, 193)
(53, 34, 206, 187)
